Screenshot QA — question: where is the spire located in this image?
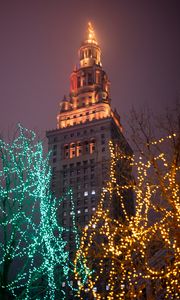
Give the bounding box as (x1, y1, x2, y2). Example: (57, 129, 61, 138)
(87, 22, 97, 44)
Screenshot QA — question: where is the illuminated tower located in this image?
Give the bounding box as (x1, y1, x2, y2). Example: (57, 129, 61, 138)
(46, 23, 134, 297)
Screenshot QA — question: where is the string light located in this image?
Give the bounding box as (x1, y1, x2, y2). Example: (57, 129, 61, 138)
(0, 125, 86, 299)
(74, 133, 180, 299)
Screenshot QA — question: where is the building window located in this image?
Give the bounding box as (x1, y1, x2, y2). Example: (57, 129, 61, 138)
(53, 150, 57, 156)
(84, 198, 88, 204)
(63, 211, 67, 217)
(90, 139, 95, 154)
(91, 166, 94, 172)
(84, 167, 88, 174)
(70, 171, 74, 176)
(63, 219, 67, 226)
(77, 141, 83, 157)
(70, 143, 76, 158)
(64, 144, 69, 159)
(91, 197, 95, 203)
(84, 183, 88, 189)
(102, 147, 105, 152)
(84, 175, 88, 181)
(77, 210, 81, 214)
(88, 73, 93, 85)
(70, 179, 74, 185)
(85, 208, 88, 213)
(92, 207, 96, 211)
(91, 190, 95, 195)
(84, 215, 88, 222)
(84, 191, 88, 196)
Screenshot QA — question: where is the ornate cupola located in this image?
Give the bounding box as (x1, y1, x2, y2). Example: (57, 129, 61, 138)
(79, 22, 102, 68)
(57, 23, 122, 132)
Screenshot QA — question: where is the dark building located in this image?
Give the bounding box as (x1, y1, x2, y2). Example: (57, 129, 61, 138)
(46, 23, 134, 298)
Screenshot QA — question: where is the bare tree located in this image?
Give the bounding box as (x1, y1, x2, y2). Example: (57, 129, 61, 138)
(0, 125, 74, 300)
(74, 105, 180, 300)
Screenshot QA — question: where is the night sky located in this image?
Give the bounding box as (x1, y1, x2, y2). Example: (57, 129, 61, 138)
(0, 0, 180, 136)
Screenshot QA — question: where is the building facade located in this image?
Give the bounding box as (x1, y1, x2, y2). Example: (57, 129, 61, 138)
(46, 23, 134, 298)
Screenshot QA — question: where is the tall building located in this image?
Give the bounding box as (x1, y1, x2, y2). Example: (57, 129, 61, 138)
(46, 23, 134, 298)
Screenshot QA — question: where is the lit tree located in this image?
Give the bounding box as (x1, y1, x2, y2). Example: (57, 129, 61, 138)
(0, 125, 79, 299)
(74, 107, 180, 299)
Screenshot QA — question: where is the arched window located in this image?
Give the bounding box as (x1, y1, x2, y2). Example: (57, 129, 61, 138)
(90, 139, 96, 154)
(64, 144, 69, 159)
(77, 141, 83, 157)
(70, 143, 76, 158)
(84, 141, 89, 154)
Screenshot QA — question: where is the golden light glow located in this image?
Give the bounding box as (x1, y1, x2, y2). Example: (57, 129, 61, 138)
(87, 22, 97, 44)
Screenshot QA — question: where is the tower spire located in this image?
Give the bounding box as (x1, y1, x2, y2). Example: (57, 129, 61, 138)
(87, 22, 97, 44)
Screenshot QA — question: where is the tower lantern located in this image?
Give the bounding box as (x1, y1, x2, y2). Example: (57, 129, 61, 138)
(79, 22, 101, 68)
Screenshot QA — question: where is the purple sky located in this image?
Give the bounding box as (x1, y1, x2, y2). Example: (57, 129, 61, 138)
(0, 0, 180, 136)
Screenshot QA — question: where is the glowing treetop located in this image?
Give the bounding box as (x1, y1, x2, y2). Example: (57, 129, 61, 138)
(57, 23, 122, 132)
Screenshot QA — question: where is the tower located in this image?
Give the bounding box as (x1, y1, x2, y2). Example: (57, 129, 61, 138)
(46, 23, 134, 298)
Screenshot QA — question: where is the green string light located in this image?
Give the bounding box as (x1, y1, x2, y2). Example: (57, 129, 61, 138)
(0, 125, 87, 299)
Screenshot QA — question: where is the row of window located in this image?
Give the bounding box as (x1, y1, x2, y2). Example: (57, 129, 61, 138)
(63, 206, 96, 217)
(62, 214, 95, 226)
(63, 159, 94, 169)
(64, 139, 96, 159)
(62, 126, 105, 140)
(64, 110, 97, 121)
(63, 166, 95, 177)
(62, 196, 96, 209)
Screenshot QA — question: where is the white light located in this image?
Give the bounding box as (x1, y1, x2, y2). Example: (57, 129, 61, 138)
(62, 282, 65, 287)
(77, 210, 81, 214)
(92, 207, 95, 211)
(84, 191, 88, 196)
(91, 190, 95, 195)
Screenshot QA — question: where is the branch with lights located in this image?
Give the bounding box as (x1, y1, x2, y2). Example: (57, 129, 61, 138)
(0, 125, 85, 300)
(74, 133, 180, 299)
